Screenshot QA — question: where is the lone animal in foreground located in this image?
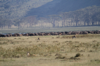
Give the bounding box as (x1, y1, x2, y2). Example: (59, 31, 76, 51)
(38, 38, 40, 40)
(72, 35, 76, 39)
(27, 52, 30, 56)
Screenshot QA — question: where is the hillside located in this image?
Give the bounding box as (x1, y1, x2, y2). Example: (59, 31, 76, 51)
(0, 0, 100, 29)
(58, 6, 100, 27)
(0, 0, 52, 19)
(1, 0, 100, 19)
(26, 0, 100, 17)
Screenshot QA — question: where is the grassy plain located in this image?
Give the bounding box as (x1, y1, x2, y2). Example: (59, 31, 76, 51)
(0, 34, 100, 66)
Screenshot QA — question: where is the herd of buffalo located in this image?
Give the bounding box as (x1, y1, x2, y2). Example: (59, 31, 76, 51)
(0, 30, 100, 37)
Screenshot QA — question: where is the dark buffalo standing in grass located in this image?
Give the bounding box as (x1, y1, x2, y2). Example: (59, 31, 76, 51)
(12, 33, 22, 37)
(0, 34, 6, 37)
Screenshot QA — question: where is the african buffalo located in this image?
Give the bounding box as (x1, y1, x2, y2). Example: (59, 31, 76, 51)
(0, 34, 6, 37)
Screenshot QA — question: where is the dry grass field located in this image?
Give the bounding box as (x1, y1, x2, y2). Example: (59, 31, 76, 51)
(0, 34, 100, 66)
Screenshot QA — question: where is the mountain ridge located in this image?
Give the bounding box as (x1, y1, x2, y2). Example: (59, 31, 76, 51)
(0, 0, 100, 29)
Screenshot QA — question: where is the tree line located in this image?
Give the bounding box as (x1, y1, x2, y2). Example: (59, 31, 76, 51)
(47, 6, 100, 27)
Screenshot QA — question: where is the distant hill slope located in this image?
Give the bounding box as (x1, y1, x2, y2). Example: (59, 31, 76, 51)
(0, 0, 100, 19)
(26, 0, 100, 17)
(0, 0, 52, 19)
(0, 0, 100, 29)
